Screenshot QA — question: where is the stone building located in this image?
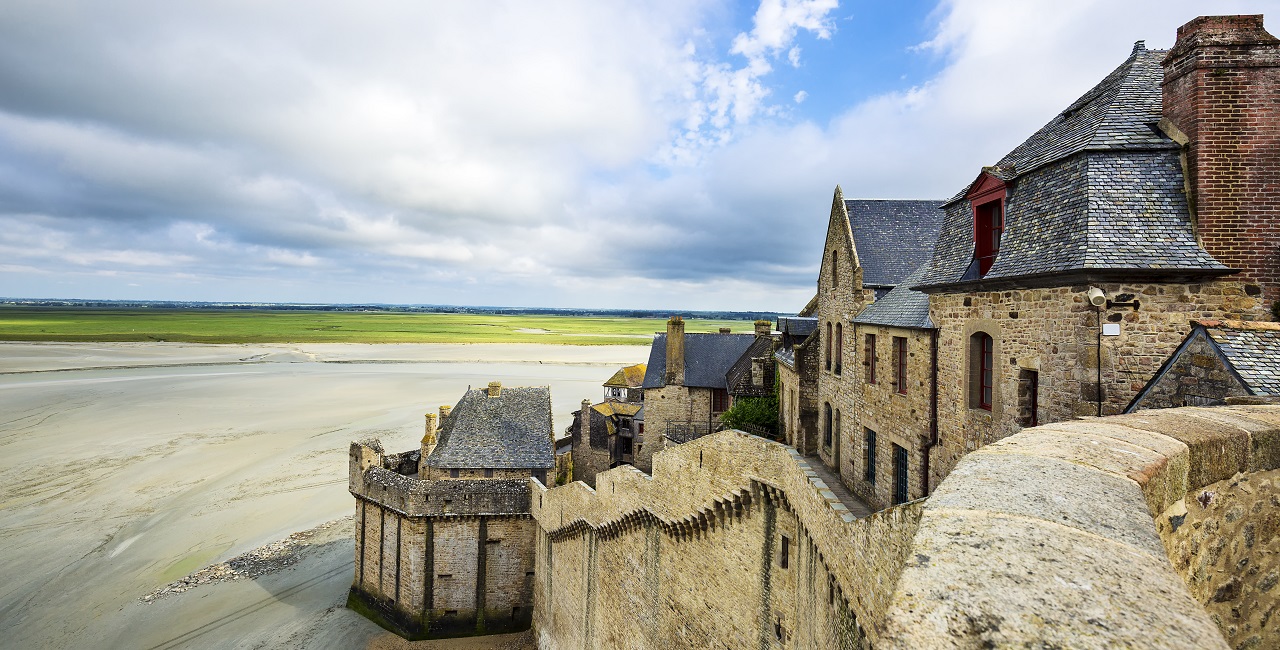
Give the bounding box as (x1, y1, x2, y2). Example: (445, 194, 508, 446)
(783, 14, 1279, 512)
(567, 398, 644, 487)
(347, 381, 553, 638)
(602, 363, 646, 403)
(637, 317, 776, 471)
(1127, 319, 1280, 411)
(783, 196, 944, 510)
(776, 316, 819, 455)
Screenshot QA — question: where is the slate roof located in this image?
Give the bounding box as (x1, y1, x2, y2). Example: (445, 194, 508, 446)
(915, 46, 1230, 290)
(853, 265, 933, 329)
(1203, 321, 1280, 396)
(774, 347, 796, 369)
(603, 364, 647, 388)
(778, 317, 818, 337)
(642, 333, 757, 390)
(726, 336, 777, 396)
(423, 386, 554, 469)
(845, 199, 946, 287)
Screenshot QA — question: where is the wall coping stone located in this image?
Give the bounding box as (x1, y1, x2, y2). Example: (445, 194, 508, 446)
(881, 405, 1280, 648)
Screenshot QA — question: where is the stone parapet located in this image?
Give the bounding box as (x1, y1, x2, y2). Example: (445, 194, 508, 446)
(532, 430, 924, 647)
(881, 405, 1280, 648)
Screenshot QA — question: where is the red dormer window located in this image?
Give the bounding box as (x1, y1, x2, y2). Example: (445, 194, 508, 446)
(967, 173, 1008, 277)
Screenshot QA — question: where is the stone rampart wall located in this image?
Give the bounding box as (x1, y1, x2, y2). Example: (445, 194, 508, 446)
(881, 405, 1280, 648)
(1157, 467, 1280, 649)
(530, 430, 923, 649)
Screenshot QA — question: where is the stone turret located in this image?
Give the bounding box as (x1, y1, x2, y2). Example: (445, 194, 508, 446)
(1162, 14, 1280, 305)
(664, 316, 685, 386)
(420, 412, 439, 473)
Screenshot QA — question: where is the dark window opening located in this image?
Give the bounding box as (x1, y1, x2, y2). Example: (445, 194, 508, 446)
(831, 251, 839, 288)
(865, 334, 877, 384)
(512, 606, 521, 619)
(619, 437, 633, 456)
(892, 444, 909, 505)
(970, 333, 994, 410)
(825, 322, 833, 371)
(449, 468, 460, 478)
(483, 468, 494, 478)
(780, 535, 790, 569)
(893, 336, 908, 395)
(864, 429, 877, 484)
(1018, 369, 1039, 427)
(834, 323, 843, 375)
(823, 404, 833, 448)
(975, 199, 1003, 276)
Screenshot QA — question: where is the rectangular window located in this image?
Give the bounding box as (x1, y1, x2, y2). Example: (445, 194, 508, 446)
(975, 200, 1003, 276)
(780, 535, 790, 569)
(980, 336, 993, 410)
(892, 444, 909, 505)
(864, 428, 877, 484)
(619, 437, 633, 456)
(864, 334, 877, 384)
(712, 388, 729, 412)
(834, 323, 843, 375)
(483, 468, 494, 478)
(893, 336, 908, 394)
(825, 323, 832, 371)
(449, 468, 460, 478)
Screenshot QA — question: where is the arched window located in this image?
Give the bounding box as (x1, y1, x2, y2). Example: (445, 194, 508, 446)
(825, 322, 832, 371)
(834, 323, 843, 375)
(970, 332, 994, 410)
(823, 403, 833, 447)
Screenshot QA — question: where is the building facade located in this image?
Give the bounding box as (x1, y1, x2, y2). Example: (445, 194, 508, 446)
(783, 15, 1279, 512)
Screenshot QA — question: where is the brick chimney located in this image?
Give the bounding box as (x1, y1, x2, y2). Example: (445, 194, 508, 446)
(1162, 14, 1280, 306)
(664, 316, 685, 386)
(719, 327, 732, 334)
(754, 320, 772, 337)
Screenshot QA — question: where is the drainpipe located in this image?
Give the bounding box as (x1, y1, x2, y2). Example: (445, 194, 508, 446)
(922, 328, 940, 497)
(1096, 307, 1103, 417)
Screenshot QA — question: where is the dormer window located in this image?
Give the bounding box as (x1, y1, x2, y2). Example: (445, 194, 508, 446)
(966, 172, 1008, 278)
(975, 200, 1003, 276)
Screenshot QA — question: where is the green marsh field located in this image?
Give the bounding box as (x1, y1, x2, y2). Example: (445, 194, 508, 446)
(0, 307, 757, 345)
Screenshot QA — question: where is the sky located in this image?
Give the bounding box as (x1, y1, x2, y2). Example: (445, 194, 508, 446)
(0, 0, 1274, 311)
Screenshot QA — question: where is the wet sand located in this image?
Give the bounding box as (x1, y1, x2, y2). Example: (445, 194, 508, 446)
(0, 342, 647, 649)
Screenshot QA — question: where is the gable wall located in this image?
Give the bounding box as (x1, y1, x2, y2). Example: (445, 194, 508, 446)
(1130, 332, 1251, 410)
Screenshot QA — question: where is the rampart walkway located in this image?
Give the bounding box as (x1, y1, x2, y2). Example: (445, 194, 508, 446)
(800, 455, 873, 518)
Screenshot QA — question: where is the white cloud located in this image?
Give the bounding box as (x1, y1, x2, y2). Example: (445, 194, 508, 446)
(0, 0, 1274, 310)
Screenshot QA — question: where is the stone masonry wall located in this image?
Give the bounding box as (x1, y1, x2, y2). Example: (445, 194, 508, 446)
(1158, 468, 1280, 649)
(530, 430, 924, 649)
(928, 279, 1268, 485)
(635, 384, 713, 471)
(349, 441, 536, 638)
(1129, 332, 1251, 410)
(843, 324, 934, 510)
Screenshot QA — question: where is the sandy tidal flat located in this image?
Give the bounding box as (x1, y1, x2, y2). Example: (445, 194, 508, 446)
(0, 342, 647, 649)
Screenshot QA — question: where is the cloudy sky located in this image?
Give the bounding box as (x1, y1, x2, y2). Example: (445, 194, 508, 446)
(0, 0, 1272, 311)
